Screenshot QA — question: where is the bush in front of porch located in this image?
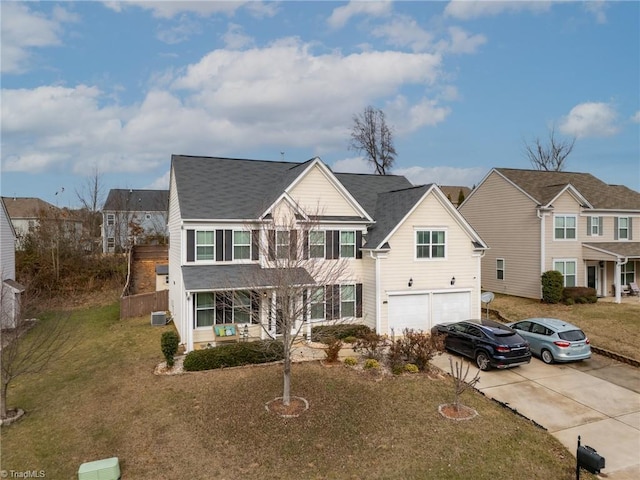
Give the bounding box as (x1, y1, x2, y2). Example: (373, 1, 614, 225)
(183, 340, 285, 371)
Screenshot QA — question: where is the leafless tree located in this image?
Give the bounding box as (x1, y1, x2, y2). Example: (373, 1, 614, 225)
(1, 285, 72, 420)
(349, 106, 397, 175)
(449, 357, 480, 412)
(233, 207, 351, 406)
(75, 166, 105, 242)
(524, 127, 576, 171)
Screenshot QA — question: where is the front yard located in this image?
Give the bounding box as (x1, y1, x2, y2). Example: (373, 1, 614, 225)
(490, 294, 640, 361)
(0, 302, 592, 480)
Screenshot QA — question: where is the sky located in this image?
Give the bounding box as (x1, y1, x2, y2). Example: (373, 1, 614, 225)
(1, 0, 639, 209)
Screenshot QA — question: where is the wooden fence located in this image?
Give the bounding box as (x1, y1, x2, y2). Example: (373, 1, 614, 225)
(120, 290, 169, 319)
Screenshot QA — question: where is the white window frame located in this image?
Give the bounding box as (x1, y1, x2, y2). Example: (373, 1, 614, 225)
(590, 216, 600, 236)
(106, 213, 115, 226)
(310, 287, 325, 320)
(340, 284, 356, 318)
(554, 259, 577, 287)
(497, 258, 505, 280)
(233, 291, 252, 324)
(233, 230, 251, 261)
(195, 292, 216, 328)
(340, 231, 356, 258)
(309, 230, 325, 259)
(196, 230, 215, 261)
(415, 229, 446, 260)
(276, 230, 290, 259)
(107, 237, 115, 248)
(618, 217, 629, 240)
(621, 261, 635, 286)
(554, 215, 577, 240)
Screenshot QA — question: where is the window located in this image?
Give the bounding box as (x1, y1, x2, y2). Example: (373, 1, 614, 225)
(195, 292, 215, 328)
(164, 275, 169, 285)
(196, 231, 215, 260)
(589, 216, 600, 236)
(233, 292, 251, 324)
(618, 217, 629, 240)
(554, 260, 577, 287)
(233, 230, 251, 260)
(276, 231, 290, 259)
(497, 258, 505, 280)
(340, 284, 356, 317)
(340, 231, 355, 258)
(310, 287, 325, 320)
(107, 237, 115, 248)
(309, 231, 325, 259)
(621, 262, 635, 286)
(554, 215, 576, 240)
(416, 230, 446, 259)
(106, 214, 115, 226)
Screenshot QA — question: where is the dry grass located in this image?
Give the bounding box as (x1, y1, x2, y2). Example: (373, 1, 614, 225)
(1, 302, 595, 480)
(490, 294, 640, 361)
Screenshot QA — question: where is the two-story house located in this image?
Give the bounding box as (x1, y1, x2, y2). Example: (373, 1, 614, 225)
(1, 198, 24, 328)
(459, 168, 640, 303)
(168, 155, 487, 352)
(101, 189, 169, 253)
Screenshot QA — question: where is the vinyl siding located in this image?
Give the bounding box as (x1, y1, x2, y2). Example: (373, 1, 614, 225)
(0, 204, 15, 281)
(167, 170, 186, 343)
(460, 171, 541, 299)
(546, 192, 583, 279)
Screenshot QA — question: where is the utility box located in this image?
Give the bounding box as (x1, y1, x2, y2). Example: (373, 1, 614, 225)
(78, 457, 121, 480)
(577, 445, 605, 474)
(151, 311, 167, 326)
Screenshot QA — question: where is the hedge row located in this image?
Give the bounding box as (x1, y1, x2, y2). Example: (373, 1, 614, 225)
(310, 324, 373, 343)
(183, 340, 285, 371)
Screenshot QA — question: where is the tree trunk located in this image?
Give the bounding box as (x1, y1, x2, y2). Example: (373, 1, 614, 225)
(282, 328, 292, 406)
(1, 380, 9, 419)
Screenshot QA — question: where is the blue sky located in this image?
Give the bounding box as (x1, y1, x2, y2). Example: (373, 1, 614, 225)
(1, 1, 639, 208)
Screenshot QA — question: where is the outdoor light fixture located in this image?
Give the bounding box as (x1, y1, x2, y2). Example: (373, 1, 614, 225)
(408, 278, 413, 287)
(450, 276, 456, 286)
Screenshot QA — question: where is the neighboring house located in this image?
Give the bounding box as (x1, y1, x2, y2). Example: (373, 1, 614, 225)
(1, 198, 24, 328)
(440, 186, 472, 208)
(1, 196, 82, 250)
(168, 155, 487, 352)
(101, 189, 169, 253)
(459, 168, 640, 303)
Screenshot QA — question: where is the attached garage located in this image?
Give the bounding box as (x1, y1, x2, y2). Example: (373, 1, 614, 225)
(387, 290, 471, 335)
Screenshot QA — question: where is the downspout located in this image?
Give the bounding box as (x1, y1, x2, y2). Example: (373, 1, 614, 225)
(537, 208, 549, 299)
(615, 257, 628, 304)
(185, 291, 193, 352)
(369, 251, 382, 334)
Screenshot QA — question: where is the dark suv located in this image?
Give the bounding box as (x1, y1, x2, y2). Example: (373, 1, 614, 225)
(431, 319, 531, 370)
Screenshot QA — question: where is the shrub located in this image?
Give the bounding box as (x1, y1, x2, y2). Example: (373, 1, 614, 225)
(404, 363, 419, 374)
(161, 330, 180, 367)
(387, 329, 444, 372)
(363, 359, 380, 370)
(565, 297, 575, 306)
(343, 356, 358, 366)
(563, 287, 597, 305)
(311, 324, 373, 343)
(342, 336, 357, 344)
(391, 364, 405, 375)
(541, 270, 564, 304)
(324, 337, 343, 363)
(352, 332, 388, 360)
(183, 340, 284, 371)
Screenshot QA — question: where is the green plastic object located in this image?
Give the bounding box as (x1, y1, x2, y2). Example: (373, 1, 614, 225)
(78, 457, 121, 480)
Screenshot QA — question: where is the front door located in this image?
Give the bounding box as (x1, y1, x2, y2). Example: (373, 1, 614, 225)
(587, 266, 597, 290)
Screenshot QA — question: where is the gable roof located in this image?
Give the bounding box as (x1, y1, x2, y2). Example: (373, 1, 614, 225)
(494, 168, 640, 210)
(439, 185, 472, 206)
(103, 189, 169, 212)
(0, 198, 16, 238)
(1, 197, 59, 219)
(334, 172, 414, 218)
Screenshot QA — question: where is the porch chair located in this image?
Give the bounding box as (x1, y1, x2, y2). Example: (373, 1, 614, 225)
(629, 282, 640, 296)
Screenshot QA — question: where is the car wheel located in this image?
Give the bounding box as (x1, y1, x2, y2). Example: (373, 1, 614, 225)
(476, 351, 491, 371)
(541, 349, 554, 364)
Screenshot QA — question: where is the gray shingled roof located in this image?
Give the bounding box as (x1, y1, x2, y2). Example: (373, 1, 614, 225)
(182, 264, 316, 291)
(583, 242, 640, 259)
(103, 189, 169, 212)
(2, 197, 60, 219)
(334, 172, 413, 217)
(364, 185, 432, 249)
(496, 168, 640, 210)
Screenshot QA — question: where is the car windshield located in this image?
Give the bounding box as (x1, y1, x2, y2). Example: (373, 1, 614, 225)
(558, 330, 586, 341)
(492, 331, 516, 338)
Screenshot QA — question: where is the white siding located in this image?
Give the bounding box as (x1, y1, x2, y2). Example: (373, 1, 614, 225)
(167, 170, 186, 345)
(0, 202, 16, 281)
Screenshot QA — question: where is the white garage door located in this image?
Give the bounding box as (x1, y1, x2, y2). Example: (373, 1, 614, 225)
(387, 294, 430, 335)
(432, 292, 471, 326)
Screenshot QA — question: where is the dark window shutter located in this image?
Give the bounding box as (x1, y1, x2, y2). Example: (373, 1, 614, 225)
(303, 231, 309, 259)
(252, 230, 260, 261)
(186, 229, 195, 262)
(599, 217, 604, 236)
(614, 218, 619, 240)
(325, 231, 333, 259)
(332, 230, 340, 259)
(356, 231, 363, 259)
(629, 218, 633, 240)
(192, 294, 197, 328)
(302, 290, 308, 321)
(290, 230, 298, 260)
(251, 291, 260, 324)
(325, 285, 333, 320)
(587, 217, 592, 236)
(268, 230, 275, 260)
(216, 230, 224, 261)
(356, 283, 363, 317)
(332, 284, 341, 319)
(224, 230, 233, 261)
(216, 294, 224, 324)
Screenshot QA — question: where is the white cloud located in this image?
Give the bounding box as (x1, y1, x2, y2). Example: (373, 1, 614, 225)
(393, 166, 485, 187)
(584, 1, 608, 24)
(156, 15, 203, 44)
(222, 24, 255, 50)
(328, 0, 393, 29)
(444, 0, 552, 20)
(147, 171, 171, 190)
(558, 102, 619, 138)
(0, 2, 78, 74)
(371, 15, 434, 52)
(632, 111, 640, 123)
(440, 26, 487, 54)
(103, 1, 246, 19)
(332, 157, 374, 175)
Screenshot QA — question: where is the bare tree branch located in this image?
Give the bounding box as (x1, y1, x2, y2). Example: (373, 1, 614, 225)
(349, 106, 397, 175)
(524, 126, 576, 171)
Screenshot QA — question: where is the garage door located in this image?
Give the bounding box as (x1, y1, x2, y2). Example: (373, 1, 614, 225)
(387, 294, 430, 335)
(432, 292, 471, 326)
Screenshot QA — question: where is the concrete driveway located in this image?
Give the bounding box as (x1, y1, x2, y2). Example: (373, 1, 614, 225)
(431, 352, 640, 479)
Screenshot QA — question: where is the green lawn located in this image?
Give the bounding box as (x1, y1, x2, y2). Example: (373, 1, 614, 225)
(1, 302, 596, 479)
(490, 294, 640, 361)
